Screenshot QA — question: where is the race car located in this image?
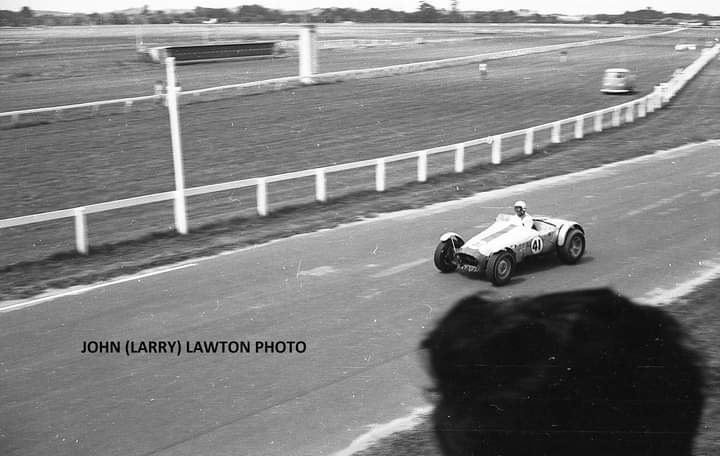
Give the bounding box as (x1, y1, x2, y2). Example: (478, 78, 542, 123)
(433, 214, 586, 286)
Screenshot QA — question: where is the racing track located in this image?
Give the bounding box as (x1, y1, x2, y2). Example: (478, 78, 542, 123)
(1, 141, 719, 455)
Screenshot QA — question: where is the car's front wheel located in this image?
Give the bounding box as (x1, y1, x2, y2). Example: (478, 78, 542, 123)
(485, 251, 515, 286)
(434, 238, 462, 273)
(558, 229, 585, 264)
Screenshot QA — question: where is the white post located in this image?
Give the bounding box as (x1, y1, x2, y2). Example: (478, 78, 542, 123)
(417, 151, 428, 182)
(551, 122, 561, 143)
(491, 135, 502, 165)
(74, 207, 88, 255)
(594, 111, 603, 132)
(375, 158, 386, 192)
(165, 57, 188, 234)
(315, 168, 326, 202)
(257, 177, 268, 216)
(524, 128, 534, 155)
(638, 99, 646, 118)
(654, 86, 664, 109)
(299, 25, 317, 85)
(648, 88, 658, 112)
(611, 107, 621, 127)
(574, 116, 584, 139)
(454, 144, 464, 172)
(660, 83, 670, 104)
(625, 104, 634, 123)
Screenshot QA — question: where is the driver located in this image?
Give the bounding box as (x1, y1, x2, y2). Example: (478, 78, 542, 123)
(513, 201, 534, 229)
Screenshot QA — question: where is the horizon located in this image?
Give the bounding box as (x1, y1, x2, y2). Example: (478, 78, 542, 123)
(3, 1, 720, 16)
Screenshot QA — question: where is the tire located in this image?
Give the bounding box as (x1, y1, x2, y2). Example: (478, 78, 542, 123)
(485, 251, 515, 286)
(434, 237, 463, 273)
(558, 228, 585, 264)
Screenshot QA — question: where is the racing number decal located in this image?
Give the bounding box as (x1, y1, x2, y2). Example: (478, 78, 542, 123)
(530, 237, 543, 254)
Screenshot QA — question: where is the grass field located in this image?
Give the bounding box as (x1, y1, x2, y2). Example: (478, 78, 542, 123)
(0, 26, 710, 267)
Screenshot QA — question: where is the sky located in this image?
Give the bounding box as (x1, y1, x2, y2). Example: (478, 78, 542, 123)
(1, 0, 719, 15)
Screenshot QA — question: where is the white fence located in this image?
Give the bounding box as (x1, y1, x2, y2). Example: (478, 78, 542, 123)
(0, 40, 716, 255)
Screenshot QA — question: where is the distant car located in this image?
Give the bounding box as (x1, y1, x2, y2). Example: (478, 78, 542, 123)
(601, 68, 636, 94)
(433, 214, 586, 286)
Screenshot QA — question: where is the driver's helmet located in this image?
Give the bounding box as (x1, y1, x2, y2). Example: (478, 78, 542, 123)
(514, 200, 527, 210)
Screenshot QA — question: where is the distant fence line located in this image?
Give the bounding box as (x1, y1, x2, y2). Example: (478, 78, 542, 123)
(1, 44, 716, 256)
(0, 27, 682, 125)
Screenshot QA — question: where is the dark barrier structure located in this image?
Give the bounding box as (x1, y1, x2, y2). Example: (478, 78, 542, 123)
(144, 41, 283, 64)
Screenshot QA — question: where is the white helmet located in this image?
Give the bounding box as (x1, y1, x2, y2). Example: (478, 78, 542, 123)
(514, 200, 527, 209)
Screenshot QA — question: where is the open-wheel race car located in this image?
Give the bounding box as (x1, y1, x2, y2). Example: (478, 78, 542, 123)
(433, 214, 586, 286)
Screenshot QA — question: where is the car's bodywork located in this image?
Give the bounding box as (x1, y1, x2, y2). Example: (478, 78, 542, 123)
(434, 214, 585, 285)
(601, 68, 636, 93)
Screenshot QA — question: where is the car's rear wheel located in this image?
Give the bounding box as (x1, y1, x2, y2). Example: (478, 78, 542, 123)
(434, 237, 463, 273)
(558, 229, 585, 264)
(485, 251, 515, 286)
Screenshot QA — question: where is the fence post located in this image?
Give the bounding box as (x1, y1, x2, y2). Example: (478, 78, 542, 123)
(648, 88, 658, 112)
(594, 111, 603, 132)
(11, 113, 19, 126)
(257, 177, 268, 216)
(625, 104, 634, 123)
(376, 158, 386, 192)
(659, 83, 670, 104)
(299, 25, 317, 84)
(454, 144, 464, 172)
(315, 168, 326, 202)
(165, 57, 188, 234)
(524, 128, 534, 155)
(551, 122, 561, 143)
(574, 116, 584, 139)
(74, 207, 88, 255)
(638, 99, 646, 118)
(611, 107, 621, 127)
(491, 135, 502, 164)
(417, 151, 428, 182)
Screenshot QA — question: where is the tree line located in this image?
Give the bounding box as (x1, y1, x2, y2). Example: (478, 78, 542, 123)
(1, 4, 717, 27)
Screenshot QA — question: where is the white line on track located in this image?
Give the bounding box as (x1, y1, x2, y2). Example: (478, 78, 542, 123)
(638, 261, 720, 306)
(0, 263, 197, 313)
(329, 406, 433, 456)
(370, 259, 428, 278)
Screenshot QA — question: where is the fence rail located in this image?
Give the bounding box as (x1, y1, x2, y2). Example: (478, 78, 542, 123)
(1, 40, 715, 255)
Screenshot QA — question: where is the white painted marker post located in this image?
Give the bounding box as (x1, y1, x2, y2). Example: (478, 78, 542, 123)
(491, 136, 502, 164)
(375, 158, 386, 192)
(74, 207, 88, 254)
(551, 122, 561, 143)
(454, 144, 465, 172)
(299, 25, 317, 85)
(524, 128, 534, 155)
(165, 57, 188, 234)
(574, 116, 584, 139)
(594, 111, 603, 132)
(257, 178, 268, 216)
(315, 168, 327, 202)
(417, 151, 427, 182)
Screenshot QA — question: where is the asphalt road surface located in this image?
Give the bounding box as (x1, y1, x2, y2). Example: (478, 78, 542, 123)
(1, 141, 719, 456)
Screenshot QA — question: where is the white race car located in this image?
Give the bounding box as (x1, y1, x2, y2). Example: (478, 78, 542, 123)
(433, 214, 586, 285)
